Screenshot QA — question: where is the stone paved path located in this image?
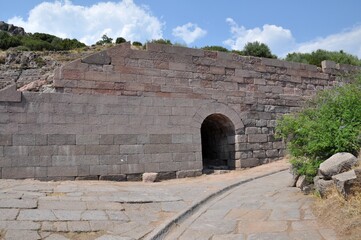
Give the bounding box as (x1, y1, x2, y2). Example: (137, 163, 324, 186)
(0, 160, 337, 240)
(166, 171, 337, 240)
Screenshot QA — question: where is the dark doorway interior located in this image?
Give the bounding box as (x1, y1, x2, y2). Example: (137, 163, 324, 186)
(201, 114, 235, 170)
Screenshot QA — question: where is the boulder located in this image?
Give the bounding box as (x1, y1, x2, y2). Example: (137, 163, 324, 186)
(142, 173, 158, 183)
(288, 173, 300, 187)
(319, 152, 358, 178)
(314, 176, 334, 198)
(332, 170, 357, 198)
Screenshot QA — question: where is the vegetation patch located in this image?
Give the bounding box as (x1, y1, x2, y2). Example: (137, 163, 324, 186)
(276, 75, 361, 181)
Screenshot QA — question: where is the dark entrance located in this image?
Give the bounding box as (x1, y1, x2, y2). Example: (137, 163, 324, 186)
(201, 114, 235, 170)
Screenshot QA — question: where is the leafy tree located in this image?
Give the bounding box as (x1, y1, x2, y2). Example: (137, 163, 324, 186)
(285, 49, 361, 67)
(241, 41, 277, 58)
(96, 34, 113, 45)
(202, 45, 229, 52)
(276, 75, 361, 180)
(115, 37, 126, 44)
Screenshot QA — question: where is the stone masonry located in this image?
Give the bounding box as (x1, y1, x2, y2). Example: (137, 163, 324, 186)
(0, 42, 360, 180)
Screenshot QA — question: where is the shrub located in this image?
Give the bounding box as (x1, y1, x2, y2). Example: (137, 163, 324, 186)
(0, 32, 21, 49)
(132, 41, 142, 46)
(285, 49, 361, 67)
(202, 45, 229, 52)
(148, 39, 172, 45)
(276, 75, 361, 179)
(115, 37, 126, 44)
(96, 34, 113, 45)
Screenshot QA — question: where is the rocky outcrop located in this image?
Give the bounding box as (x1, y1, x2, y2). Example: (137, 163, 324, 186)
(294, 152, 360, 198)
(0, 21, 25, 35)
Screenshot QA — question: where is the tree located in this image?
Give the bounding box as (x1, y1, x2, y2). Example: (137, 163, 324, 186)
(241, 41, 277, 58)
(285, 49, 361, 67)
(149, 39, 172, 45)
(132, 41, 142, 46)
(115, 37, 126, 44)
(96, 34, 113, 45)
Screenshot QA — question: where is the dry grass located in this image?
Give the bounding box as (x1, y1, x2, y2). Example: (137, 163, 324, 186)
(313, 186, 361, 240)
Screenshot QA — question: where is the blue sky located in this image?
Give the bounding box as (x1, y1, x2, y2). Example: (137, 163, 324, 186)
(2, 0, 361, 57)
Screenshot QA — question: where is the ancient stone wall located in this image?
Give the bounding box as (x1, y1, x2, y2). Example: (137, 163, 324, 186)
(0, 43, 359, 180)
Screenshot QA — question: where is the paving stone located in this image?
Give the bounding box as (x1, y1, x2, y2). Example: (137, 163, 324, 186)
(288, 230, 323, 240)
(44, 234, 70, 240)
(0, 209, 19, 220)
(81, 210, 108, 221)
(17, 209, 57, 221)
(247, 232, 290, 240)
(67, 221, 91, 232)
(237, 221, 288, 234)
(106, 210, 129, 221)
(38, 200, 86, 210)
(211, 233, 245, 240)
(3, 220, 40, 230)
(269, 208, 301, 221)
(0, 198, 37, 208)
(86, 201, 125, 210)
(52, 210, 82, 221)
(95, 235, 134, 240)
(4, 229, 41, 240)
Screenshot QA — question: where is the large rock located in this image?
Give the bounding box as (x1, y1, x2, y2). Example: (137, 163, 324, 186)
(314, 175, 334, 198)
(142, 173, 158, 183)
(319, 152, 358, 178)
(332, 170, 357, 198)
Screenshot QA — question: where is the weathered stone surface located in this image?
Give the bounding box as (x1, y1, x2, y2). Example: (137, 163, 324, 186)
(0, 84, 21, 102)
(176, 170, 202, 178)
(142, 172, 158, 182)
(314, 176, 333, 197)
(319, 152, 358, 178)
(82, 52, 111, 65)
(332, 169, 358, 198)
(296, 175, 308, 189)
(99, 174, 127, 182)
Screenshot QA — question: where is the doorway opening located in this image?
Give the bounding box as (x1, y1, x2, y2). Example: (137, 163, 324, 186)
(201, 114, 235, 170)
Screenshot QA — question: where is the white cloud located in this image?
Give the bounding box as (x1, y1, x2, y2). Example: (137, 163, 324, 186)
(293, 25, 361, 58)
(172, 22, 207, 45)
(224, 18, 361, 58)
(7, 0, 164, 45)
(224, 18, 295, 56)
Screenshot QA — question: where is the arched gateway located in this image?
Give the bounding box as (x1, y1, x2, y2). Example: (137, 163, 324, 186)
(201, 114, 235, 170)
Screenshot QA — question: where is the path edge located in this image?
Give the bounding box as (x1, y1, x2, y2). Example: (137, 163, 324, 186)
(143, 167, 289, 240)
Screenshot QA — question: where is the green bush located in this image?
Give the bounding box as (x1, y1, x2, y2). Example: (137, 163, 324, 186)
(202, 45, 229, 52)
(132, 41, 142, 46)
(148, 39, 172, 45)
(276, 75, 361, 179)
(241, 41, 277, 58)
(285, 49, 361, 67)
(115, 37, 126, 44)
(96, 34, 113, 45)
(0, 32, 21, 49)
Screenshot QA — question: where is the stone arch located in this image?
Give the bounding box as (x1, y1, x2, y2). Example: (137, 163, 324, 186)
(201, 113, 235, 169)
(192, 102, 244, 170)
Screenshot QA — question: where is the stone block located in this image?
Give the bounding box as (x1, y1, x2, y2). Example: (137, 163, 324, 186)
(126, 173, 142, 181)
(76, 175, 99, 180)
(2, 167, 35, 178)
(47, 166, 77, 177)
(90, 165, 108, 175)
(149, 134, 172, 144)
(52, 155, 99, 166)
(240, 158, 260, 168)
(4, 146, 28, 156)
(176, 170, 202, 178)
(157, 171, 176, 180)
(121, 163, 144, 174)
(85, 145, 119, 155)
(57, 145, 85, 155)
(0, 84, 22, 102)
(0, 134, 12, 146)
(114, 134, 138, 144)
(172, 134, 193, 144)
(266, 149, 279, 157)
(247, 134, 268, 143)
(82, 51, 111, 65)
(76, 135, 99, 145)
(99, 134, 114, 145)
(99, 174, 127, 181)
(48, 134, 76, 145)
(28, 146, 57, 156)
(142, 172, 158, 182)
(119, 145, 144, 154)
